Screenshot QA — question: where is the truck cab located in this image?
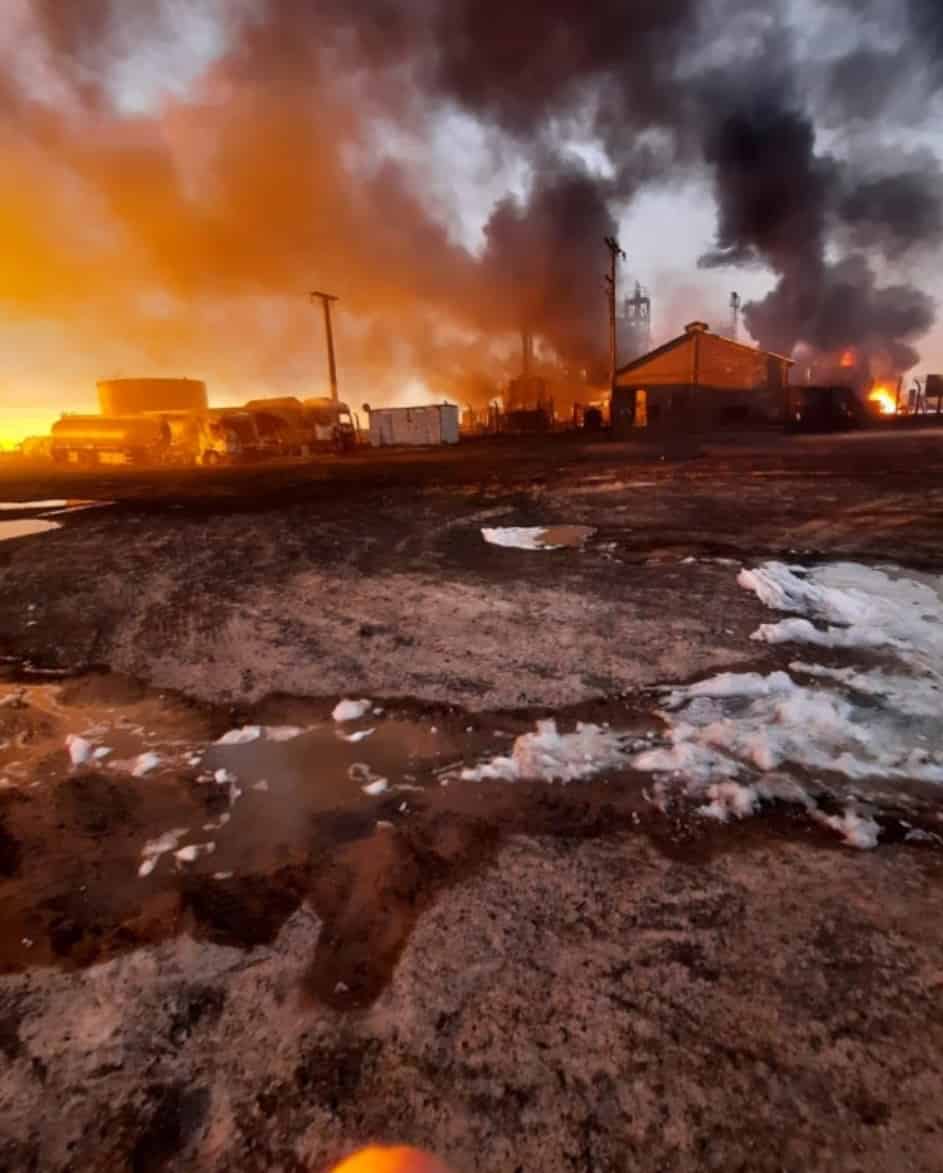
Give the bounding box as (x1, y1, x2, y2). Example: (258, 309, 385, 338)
(302, 398, 358, 451)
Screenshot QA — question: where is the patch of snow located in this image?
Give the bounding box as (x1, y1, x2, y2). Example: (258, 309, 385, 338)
(333, 698, 371, 722)
(216, 726, 261, 745)
(738, 561, 943, 666)
(481, 525, 594, 551)
(65, 734, 93, 767)
(132, 752, 161, 777)
(93, 746, 112, 760)
(812, 807, 881, 850)
(138, 827, 189, 877)
(362, 779, 389, 796)
(340, 728, 375, 743)
(633, 562, 943, 798)
(214, 768, 236, 785)
(174, 842, 216, 864)
(905, 828, 943, 845)
(698, 782, 760, 821)
(462, 719, 628, 784)
(251, 779, 270, 792)
(266, 725, 304, 741)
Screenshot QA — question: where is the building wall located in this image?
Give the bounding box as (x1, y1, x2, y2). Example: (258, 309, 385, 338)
(612, 331, 791, 432)
(615, 336, 695, 387)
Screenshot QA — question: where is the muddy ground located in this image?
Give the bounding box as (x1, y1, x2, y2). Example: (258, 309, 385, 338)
(2, 429, 943, 1171)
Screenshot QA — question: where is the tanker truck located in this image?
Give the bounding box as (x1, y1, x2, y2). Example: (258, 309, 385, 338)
(50, 415, 172, 466)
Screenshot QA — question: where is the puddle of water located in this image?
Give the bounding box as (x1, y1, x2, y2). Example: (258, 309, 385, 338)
(1, 672, 940, 1007)
(196, 718, 474, 875)
(537, 525, 596, 548)
(0, 519, 61, 543)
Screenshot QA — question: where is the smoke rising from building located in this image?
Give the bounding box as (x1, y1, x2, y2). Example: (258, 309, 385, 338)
(1, 0, 942, 418)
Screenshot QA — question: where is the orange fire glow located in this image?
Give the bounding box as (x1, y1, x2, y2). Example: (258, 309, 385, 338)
(839, 349, 856, 368)
(868, 385, 897, 415)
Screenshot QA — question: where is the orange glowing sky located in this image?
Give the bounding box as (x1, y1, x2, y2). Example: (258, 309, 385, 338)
(1, 0, 942, 447)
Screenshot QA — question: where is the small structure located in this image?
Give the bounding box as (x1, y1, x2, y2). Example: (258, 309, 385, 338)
(367, 404, 459, 448)
(611, 322, 794, 432)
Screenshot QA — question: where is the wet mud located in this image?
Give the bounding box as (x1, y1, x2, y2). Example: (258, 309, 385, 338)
(1, 670, 941, 1015)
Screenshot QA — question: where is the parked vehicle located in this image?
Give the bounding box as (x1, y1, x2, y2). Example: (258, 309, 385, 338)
(199, 410, 263, 466)
(50, 415, 171, 465)
(244, 398, 313, 457)
(784, 386, 861, 432)
(302, 398, 358, 450)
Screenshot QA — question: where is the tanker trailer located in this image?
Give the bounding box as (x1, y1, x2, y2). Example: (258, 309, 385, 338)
(50, 415, 172, 466)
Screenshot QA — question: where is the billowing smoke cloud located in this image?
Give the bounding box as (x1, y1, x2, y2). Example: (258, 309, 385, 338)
(0, 0, 942, 423)
(696, 49, 940, 381)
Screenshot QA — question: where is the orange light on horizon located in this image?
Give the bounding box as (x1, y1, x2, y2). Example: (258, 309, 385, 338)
(0, 409, 61, 451)
(868, 385, 897, 415)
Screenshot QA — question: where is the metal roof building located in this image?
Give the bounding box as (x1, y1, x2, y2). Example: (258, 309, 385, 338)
(611, 322, 794, 432)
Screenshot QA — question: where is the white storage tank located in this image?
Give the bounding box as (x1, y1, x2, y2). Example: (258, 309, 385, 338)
(367, 403, 459, 447)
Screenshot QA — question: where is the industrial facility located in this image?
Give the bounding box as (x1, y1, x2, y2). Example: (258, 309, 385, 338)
(610, 321, 795, 432)
(44, 378, 359, 467)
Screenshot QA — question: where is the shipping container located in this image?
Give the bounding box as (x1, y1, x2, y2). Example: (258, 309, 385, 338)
(367, 404, 459, 447)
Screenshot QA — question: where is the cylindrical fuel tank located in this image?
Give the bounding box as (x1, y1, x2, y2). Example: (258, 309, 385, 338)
(97, 378, 208, 416)
(51, 415, 170, 448)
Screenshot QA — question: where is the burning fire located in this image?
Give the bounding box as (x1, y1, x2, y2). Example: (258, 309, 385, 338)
(839, 349, 856, 368)
(868, 385, 897, 415)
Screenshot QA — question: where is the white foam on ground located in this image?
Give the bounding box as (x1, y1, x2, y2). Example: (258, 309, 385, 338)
(461, 719, 628, 784)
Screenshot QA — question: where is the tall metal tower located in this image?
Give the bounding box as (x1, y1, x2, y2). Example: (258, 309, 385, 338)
(623, 281, 652, 355)
(729, 291, 741, 342)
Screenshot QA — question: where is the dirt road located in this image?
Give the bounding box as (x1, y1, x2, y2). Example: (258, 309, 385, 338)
(1, 429, 943, 1171)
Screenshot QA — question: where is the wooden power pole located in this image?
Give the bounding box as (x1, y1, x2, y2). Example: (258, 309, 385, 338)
(310, 290, 339, 403)
(604, 236, 626, 393)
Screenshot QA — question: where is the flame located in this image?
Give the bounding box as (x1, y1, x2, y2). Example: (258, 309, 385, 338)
(839, 349, 856, 368)
(868, 385, 897, 415)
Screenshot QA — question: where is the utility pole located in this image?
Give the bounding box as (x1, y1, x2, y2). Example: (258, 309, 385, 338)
(310, 290, 339, 403)
(729, 291, 741, 341)
(604, 236, 626, 393)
